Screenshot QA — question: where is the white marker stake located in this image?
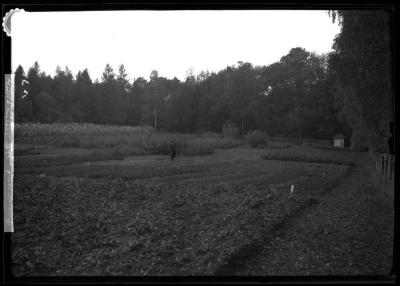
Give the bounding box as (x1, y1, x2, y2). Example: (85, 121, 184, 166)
(290, 185, 294, 196)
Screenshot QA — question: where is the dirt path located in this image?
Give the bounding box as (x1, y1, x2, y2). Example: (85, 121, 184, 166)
(222, 153, 394, 275)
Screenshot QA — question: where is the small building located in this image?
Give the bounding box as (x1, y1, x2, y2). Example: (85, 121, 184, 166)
(333, 134, 345, 148)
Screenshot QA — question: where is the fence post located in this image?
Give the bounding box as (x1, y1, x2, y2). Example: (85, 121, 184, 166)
(379, 154, 382, 174)
(389, 155, 395, 180)
(386, 155, 390, 180)
(385, 155, 390, 179)
(376, 153, 380, 172)
(384, 154, 388, 178)
(374, 154, 395, 180)
(391, 155, 394, 180)
(377, 153, 380, 171)
(392, 156, 395, 180)
(383, 154, 386, 177)
(387, 154, 390, 178)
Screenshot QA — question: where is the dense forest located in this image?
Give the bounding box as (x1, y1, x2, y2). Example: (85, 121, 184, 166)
(14, 10, 393, 151)
(14, 47, 349, 140)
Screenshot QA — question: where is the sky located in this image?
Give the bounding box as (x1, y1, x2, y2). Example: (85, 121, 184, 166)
(12, 10, 340, 82)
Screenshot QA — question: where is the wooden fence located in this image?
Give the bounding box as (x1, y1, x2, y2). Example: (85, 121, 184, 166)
(375, 153, 395, 180)
(269, 137, 331, 146)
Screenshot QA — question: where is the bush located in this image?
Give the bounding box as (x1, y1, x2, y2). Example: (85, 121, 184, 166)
(154, 142, 171, 155)
(182, 140, 214, 156)
(262, 145, 355, 166)
(198, 132, 222, 139)
(268, 141, 292, 149)
(216, 138, 242, 149)
(245, 130, 269, 148)
(144, 141, 176, 155)
(15, 122, 242, 153)
(222, 120, 241, 138)
(143, 138, 215, 156)
(313, 145, 353, 152)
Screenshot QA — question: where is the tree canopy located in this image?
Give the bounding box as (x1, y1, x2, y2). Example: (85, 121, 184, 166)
(15, 46, 351, 140)
(328, 10, 393, 151)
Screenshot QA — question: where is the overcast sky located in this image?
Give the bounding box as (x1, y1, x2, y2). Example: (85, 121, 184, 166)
(12, 10, 340, 82)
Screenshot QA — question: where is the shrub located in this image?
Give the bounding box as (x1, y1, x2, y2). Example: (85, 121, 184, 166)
(216, 138, 243, 149)
(182, 140, 214, 156)
(245, 130, 269, 148)
(222, 120, 241, 138)
(262, 146, 355, 166)
(374, 144, 389, 153)
(144, 141, 173, 155)
(15, 123, 242, 153)
(198, 132, 222, 139)
(268, 142, 292, 149)
(154, 142, 171, 155)
(313, 145, 353, 152)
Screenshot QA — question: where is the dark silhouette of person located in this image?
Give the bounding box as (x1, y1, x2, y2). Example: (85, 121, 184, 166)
(388, 121, 395, 155)
(170, 141, 176, 161)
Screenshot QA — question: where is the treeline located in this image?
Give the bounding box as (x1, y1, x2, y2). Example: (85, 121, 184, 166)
(15, 47, 351, 141)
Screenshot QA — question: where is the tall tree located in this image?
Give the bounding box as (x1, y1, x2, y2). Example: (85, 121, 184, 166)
(51, 66, 74, 122)
(73, 69, 94, 122)
(95, 64, 127, 124)
(127, 77, 147, 126)
(102, 64, 115, 82)
(26, 61, 41, 121)
(117, 64, 129, 90)
(328, 10, 393, 151)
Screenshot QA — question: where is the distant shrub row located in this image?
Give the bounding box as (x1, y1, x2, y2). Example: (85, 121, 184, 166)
(262, 145, 356, 166)
(15, 123, 244, 157)
(245, 130, 269, 148)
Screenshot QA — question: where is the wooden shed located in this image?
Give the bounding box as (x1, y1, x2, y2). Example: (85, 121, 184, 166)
(333, 134, 345, 148)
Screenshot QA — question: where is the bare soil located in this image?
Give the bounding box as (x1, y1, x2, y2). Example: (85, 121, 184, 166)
(11, 146, 393, 276)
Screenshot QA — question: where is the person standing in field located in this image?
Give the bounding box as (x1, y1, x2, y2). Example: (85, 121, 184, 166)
(170, 141, 176, 162)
